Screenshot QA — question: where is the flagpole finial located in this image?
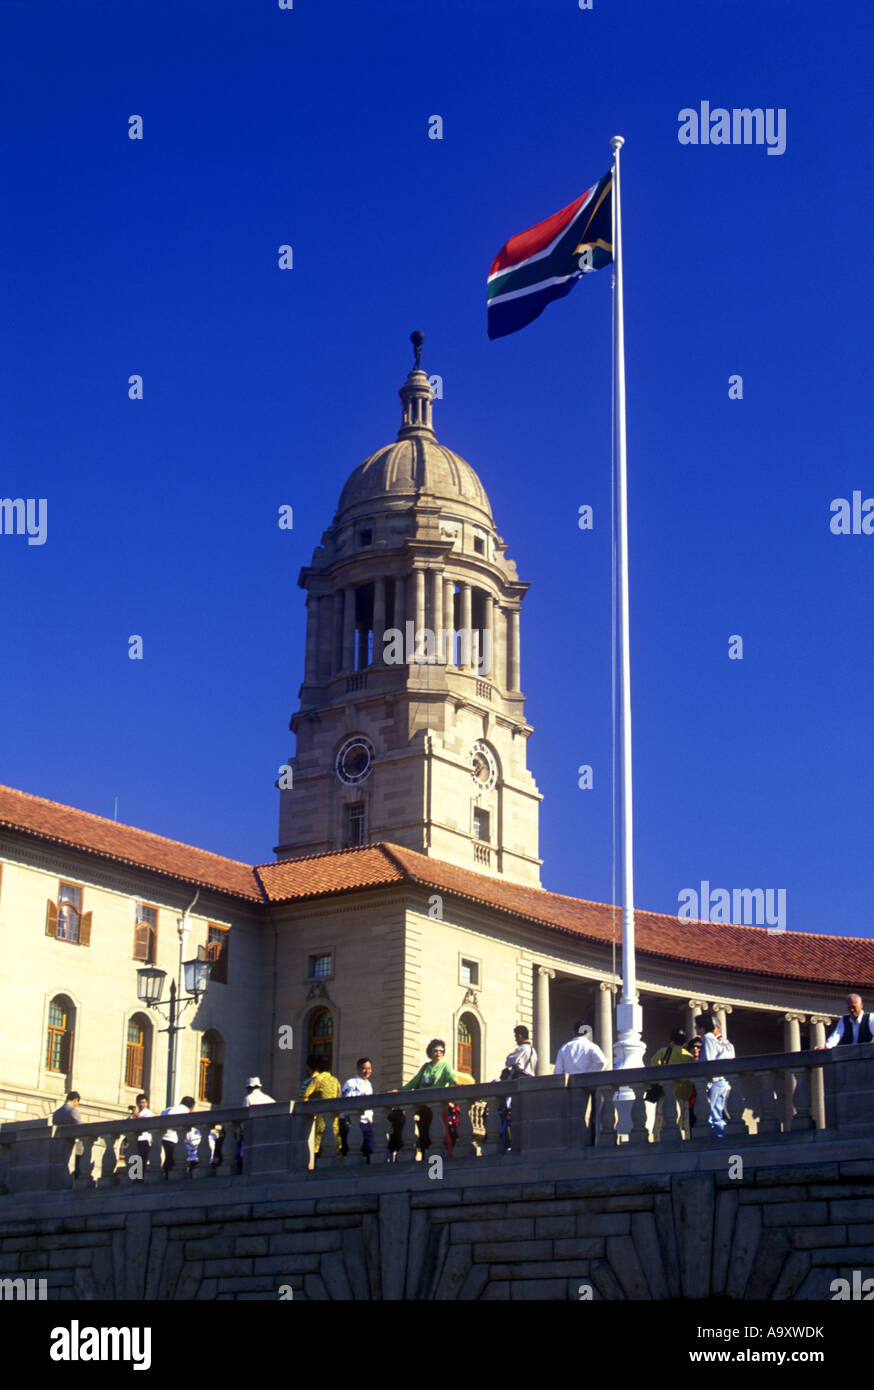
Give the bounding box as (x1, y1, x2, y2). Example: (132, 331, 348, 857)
(410, 329, 425, 369)
(610, 135, 624, 151)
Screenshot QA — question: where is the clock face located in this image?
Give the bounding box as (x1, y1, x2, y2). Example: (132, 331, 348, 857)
(470, 741, 497, 791)
(335, 735, 375, 786)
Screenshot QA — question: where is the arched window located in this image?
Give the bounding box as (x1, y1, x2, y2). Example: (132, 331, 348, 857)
(46, 996, 75, 1074)
(307, 1008, 333, 1071)
(198, 1030, 224, 1104)
(125, 1013, 151, 1091)
(457, 1012, 480, 1081)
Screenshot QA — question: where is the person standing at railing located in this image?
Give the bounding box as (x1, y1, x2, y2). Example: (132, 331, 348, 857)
(401, 1039, 458, 1156)
(647, 1029, 694, 1140)
(134, 1093, 154, 1169)
(694, 1012, 734, 1138)
(160, 1096, 198, 1178)
(52, 1090, 85, 1178)
(243, 1076, 275, 1105)
(554, 1023, 608, 1075)
(340, 1058, 375, 1163)
(301, 1054, 342, 1163)
(815, 994, 873, 1048)
(554, 1024, 607, 1145)
(497, 1025, 538, 1151)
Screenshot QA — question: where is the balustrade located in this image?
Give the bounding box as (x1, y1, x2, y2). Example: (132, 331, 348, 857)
(1, 1046, 871, 1197)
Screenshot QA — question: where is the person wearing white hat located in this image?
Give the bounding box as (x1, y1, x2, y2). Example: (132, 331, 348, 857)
(243, 1076, 275, 1106)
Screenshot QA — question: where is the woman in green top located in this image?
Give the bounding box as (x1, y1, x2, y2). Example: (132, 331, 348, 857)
(402, 1039, 457, 1155)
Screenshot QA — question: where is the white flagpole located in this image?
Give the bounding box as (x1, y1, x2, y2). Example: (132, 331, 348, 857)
(610, 134, 645, 1071)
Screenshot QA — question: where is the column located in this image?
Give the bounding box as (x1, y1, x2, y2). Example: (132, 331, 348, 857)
(714, 1004, 732, 1039)
(317, 595, 333, 680)
(444, 579, 455, 663)
(598, 983, 617, 1069)
(393, 576, 405, 632)
(508, 608, 520, 691)
(783, 1012, 806, 1130)
(480, 593, 493, 680)
(432, 571, 444, 661)
(783, 1013, 803, 1053)
(534, 967, 555, 1075)
(333, 590, 344, 674)
(809, 1016, 829, 1129)
(415, 569, 426, 638)
(460, 582, 472, 669)
(686, 999, 707, 1041)
(342, 586, 356, 671)
(373, 578, 386, 667)
(304, 593, 320, 683)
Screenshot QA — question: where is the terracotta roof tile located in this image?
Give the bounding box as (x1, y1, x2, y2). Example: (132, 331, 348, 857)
(256, 846, 405, 900)
(260, 840, 874, 990)
(0, 785, 262, 901)
(1, 782, 870, 989)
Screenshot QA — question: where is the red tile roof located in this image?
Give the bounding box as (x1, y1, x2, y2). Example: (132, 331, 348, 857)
(1, 783, 871, 988)
(0, 785, 263, 901)
(259, 841, 874, 989)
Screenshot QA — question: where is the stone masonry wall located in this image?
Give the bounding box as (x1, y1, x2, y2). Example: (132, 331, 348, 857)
(2, 1156, 873, 1301)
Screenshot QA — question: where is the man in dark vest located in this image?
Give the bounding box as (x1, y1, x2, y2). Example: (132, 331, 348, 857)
(817, 994, 873, 1048)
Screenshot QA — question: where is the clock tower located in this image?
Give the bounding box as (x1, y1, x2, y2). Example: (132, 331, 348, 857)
(276, 334, 542, 887)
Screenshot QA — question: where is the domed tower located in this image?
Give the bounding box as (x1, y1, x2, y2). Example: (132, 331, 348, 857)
(276, 334, 542, 887)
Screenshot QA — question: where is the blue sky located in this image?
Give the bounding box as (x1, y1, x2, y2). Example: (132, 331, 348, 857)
(1, 0, 872, 941)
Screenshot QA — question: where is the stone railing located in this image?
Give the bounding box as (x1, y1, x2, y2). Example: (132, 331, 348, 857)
(1, 1045, 871, 1196)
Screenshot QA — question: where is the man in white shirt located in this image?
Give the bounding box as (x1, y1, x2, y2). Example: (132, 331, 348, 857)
(160, 1096, 197, 1178)
(503, 1025, 538, 1078)
(340, 1058, 374, 1163)
(818, 994, 873, 1048)
(242, 1075, 276, 1105)
(554, 1022, 608, 1075)
(694, 1012, 733, 1137)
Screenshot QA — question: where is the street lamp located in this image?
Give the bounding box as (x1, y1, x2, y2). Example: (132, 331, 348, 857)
(137, 946, 212, 1109)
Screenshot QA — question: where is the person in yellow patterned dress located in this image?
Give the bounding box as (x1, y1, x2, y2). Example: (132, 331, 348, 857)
(301, 1053, 342, 1161)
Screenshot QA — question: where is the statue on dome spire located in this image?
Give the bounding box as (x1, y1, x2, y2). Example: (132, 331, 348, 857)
(410, 329, 425, 370)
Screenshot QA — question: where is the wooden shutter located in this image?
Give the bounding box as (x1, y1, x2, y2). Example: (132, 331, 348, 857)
(133, 921, 150, 961)
(211, 1062, 223, 1104)
(46, 900, 58, 937)
(79, 911, 92, 947)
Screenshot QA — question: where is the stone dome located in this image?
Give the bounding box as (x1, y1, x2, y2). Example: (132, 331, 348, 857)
(334, 363, 494, 524)
(337, 435, 493, 522)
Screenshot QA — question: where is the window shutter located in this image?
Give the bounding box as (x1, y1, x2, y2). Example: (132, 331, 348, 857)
(63, 1028, 74, 1073)
(79, 911, 92, 947)
(133, 922, 149, 961)
(46, 900, 59, 937)
(212, 1062, 223, 1104)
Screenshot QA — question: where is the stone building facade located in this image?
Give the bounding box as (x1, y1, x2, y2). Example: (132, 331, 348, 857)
(1, 348, 872, 1126)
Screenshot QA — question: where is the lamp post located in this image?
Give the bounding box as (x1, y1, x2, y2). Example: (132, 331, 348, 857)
(136, 947, 212, 1109)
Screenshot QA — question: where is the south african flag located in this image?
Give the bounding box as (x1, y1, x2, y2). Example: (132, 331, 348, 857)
(487, 171, 613, 340)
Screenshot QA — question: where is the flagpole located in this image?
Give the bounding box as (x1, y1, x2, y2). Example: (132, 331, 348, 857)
(610, 134, 645, 1071)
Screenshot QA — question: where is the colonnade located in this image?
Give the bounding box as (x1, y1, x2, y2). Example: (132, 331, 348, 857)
(302, 570, 522, 689)
(532, 968, 836, 1083)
